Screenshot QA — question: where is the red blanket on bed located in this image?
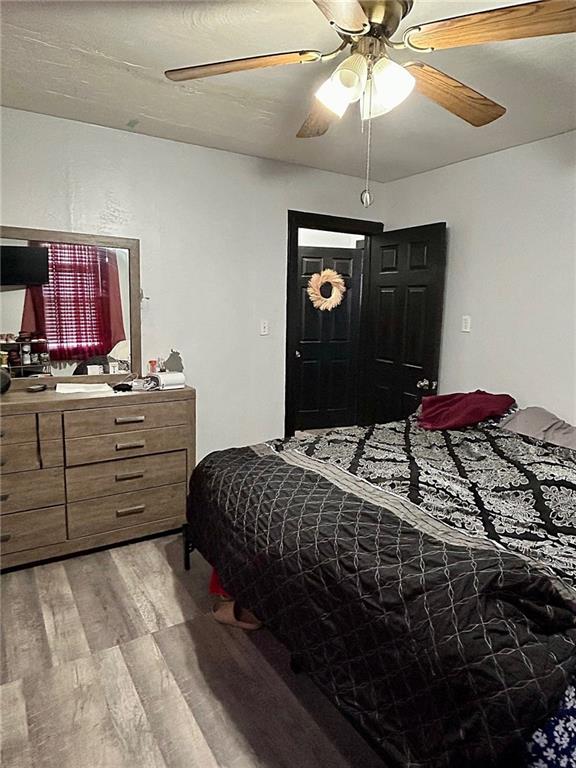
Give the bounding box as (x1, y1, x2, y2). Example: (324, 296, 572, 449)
(419, 390, 515, 430)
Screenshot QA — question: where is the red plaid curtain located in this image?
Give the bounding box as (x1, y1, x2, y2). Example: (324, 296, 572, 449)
(22, 243, 126, 361)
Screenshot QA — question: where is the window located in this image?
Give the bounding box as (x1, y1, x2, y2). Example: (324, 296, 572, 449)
(22, 243, 126, 361)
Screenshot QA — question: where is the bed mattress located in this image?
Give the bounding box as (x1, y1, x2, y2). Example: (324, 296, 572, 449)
(187, 419, 576, 767)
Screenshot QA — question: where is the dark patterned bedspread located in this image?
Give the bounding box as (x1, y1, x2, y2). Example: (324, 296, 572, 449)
(274, 419, 576, 587)
(188, 428, 576, 768)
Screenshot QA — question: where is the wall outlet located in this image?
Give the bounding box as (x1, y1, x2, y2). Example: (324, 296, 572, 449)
(461, 315, 472, 333)
(260, 319, 270, 336)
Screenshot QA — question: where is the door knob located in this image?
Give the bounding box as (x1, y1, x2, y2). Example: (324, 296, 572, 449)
(416, 378, 430, 390)
(295, 350, 301, 359)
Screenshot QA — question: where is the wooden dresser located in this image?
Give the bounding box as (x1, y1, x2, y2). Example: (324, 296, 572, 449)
(0, 386, 195, 568)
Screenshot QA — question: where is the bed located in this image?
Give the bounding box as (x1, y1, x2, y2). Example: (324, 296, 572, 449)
(187, 416, 576, 767)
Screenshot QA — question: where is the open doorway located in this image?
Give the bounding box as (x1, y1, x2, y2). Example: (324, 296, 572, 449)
(285, 211, 447, 438)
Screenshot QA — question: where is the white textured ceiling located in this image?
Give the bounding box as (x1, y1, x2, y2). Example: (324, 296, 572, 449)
(2, 0, 576, 181)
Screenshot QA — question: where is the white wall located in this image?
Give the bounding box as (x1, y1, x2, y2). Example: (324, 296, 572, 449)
(1, 108, 574, 458)
(298, 229, 363, 249)
(0, 107, 387, 458)
(379, 131, 576, 424)
(0, 287, 25, 334)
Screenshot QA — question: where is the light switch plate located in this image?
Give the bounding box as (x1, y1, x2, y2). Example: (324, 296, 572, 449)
(260, 319, 270, 336)
(461, 315, 472, 333)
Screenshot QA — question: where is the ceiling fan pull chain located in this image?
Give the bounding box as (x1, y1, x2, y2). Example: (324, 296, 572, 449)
(361, 70, 374, 208)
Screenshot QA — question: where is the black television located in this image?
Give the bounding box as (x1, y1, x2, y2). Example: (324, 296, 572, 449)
(0, 246, 49, 286)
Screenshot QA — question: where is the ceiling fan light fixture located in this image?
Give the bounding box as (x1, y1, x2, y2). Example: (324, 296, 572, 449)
(315, 77, 351, 117)
(361, 57, 415, 120)
(332, 53, 368, 103)
(316, 52, 368, 117)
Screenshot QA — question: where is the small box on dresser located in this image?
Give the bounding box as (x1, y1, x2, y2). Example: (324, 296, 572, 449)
(0, 386, 195, 568)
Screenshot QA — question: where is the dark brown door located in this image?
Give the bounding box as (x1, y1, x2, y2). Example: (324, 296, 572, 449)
(289, 245, 364, 432)
(360, 223, 446, 424)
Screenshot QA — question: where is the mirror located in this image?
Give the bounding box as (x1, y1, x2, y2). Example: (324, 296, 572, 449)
(0, 227, 141, 380)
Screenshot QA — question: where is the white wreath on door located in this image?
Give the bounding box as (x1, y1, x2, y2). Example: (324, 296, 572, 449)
(307, 269, 346, 312)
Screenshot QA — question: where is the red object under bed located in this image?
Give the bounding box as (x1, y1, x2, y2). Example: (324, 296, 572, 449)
(209, 568, 230, 598)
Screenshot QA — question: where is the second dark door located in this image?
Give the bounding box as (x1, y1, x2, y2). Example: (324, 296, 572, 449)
(360, 223, 447, 424)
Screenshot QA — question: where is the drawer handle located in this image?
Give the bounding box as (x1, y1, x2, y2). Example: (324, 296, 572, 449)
(0, 494, 9, 502)
(116, 441, 146, 451)
(0, 431, 4, 438)
(115, 471, 145, 482)
(0, 459, 6, 467)
(116, 504, 146, 518)
(115, 416, 146, 425)
(0, 534, 11, 543)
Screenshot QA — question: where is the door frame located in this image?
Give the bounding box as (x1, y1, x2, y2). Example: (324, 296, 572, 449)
(285, 210, 384, 437)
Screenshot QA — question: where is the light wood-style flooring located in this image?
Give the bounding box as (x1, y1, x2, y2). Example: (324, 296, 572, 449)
(0, 534, 385, 768)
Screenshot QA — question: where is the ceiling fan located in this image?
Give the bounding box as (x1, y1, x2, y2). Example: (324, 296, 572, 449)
(165, 0, 576, 137)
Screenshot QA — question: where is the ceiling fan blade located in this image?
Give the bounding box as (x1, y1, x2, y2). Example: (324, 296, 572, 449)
(297, 101, 337, 138)
(406, 62, 506, 126)
(311, 0, 370, 34)
(405, 0, 576, 51)
(165, 50, 321, 82)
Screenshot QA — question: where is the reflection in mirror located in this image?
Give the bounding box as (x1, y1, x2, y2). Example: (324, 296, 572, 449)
(0, 238, 131, 377)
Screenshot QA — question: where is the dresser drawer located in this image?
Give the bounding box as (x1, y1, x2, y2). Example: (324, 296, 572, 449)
(66, 425, 189, 466)
(66, 450, 187, 502)
(1, 506, 66, 555)
(64, 401, 187, 438)
(0, 414, 37, 445)
(68, 483, 186, 538)
(40, 439, 64, 468)
(0, 442, 41, 474)
(0, 468, 65, 515)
